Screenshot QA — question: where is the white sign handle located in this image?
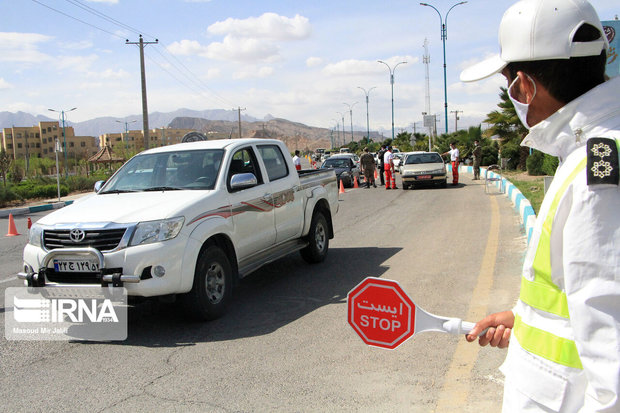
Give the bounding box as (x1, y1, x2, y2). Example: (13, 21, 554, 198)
(415, 307, 487, 336)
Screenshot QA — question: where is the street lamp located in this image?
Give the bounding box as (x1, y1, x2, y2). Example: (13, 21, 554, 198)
(377, 60, 407, 141)
(331, 118, 340, 147)
(336, 111, 346, 147)
(420, 1, 467, 134)
(358, 87, 376, 143)
(48, 107, 77, 178)
(116, 119, 137, 150)
(343, 102, 357, 143)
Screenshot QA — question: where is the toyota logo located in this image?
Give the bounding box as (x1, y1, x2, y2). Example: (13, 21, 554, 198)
(69, 229, 86, 243)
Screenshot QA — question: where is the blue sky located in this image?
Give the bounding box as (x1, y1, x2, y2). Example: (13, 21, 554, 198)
(0, 0, 617, 135)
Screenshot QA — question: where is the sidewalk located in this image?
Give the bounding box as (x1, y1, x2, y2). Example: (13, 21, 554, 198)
(0, 192, 91, 218)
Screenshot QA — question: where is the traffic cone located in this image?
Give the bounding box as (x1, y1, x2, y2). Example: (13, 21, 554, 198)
(339, 180, 345, 194)
(353, 176, 359, 188)
(27, 217, 32, 229)
(6, 213, 20, 236)
(374, 169, 378, 180)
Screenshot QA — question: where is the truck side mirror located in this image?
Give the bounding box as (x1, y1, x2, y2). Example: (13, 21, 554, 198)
(230, 173, 258, 191)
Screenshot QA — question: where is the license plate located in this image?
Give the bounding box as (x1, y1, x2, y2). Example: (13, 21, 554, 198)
(417, 175, 432, 180)
(53, 259, 99, 273)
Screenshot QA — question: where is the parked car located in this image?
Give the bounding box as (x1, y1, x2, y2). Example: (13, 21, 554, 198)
(400, 151, 447, 189)
(19, 139, 339, 321)
(321, 155, 361, 187)
(392, 153, 404, 171)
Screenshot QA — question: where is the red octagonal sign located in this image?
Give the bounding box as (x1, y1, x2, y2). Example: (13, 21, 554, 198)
(347, 277, 416, 349)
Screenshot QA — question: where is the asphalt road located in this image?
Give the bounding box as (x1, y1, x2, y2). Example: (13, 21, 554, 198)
(0, 172, 525, 412)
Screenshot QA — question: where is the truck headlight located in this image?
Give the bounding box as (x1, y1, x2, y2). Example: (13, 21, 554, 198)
(341, 171, 350, 177)
(433, 168, 446, 174)
(129, 217, 185, 246)
(29, 224, 43, 247)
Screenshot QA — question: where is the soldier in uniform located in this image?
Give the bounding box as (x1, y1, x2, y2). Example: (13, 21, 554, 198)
(359, 147, 376, 188)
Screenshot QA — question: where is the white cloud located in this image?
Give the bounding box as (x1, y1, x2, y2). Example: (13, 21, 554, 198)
(205, 35, 279, 62)
(55, 54, 99, 71)
(323, 56, 418, 77)
(207, 13, 311, 41)
(233, 66, 274, 80)
(59, 40, 94, 51)
(167, 39, 206, 56)
(204, 68, 221, 79)
(90, 68, 130, 79)
(0, 32, 53, 63)
(0, 78, 12, 89)
(306, 57, 323, 67)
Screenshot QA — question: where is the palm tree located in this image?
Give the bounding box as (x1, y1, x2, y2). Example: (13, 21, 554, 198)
(484, 87, 529, 170)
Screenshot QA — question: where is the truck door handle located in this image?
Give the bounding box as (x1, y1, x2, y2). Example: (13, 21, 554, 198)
(262, 193, 272, 202)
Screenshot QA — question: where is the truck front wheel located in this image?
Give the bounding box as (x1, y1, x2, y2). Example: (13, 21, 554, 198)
(182, 246, 232, 320)
(301, 211, 329, 264)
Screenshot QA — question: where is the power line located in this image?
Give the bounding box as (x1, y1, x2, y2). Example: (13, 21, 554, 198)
(31, 0, 125, 39)
(63, 0, 157, 40)
(32, 0, 239, 110)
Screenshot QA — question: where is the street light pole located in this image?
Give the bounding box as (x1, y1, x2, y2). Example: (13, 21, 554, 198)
(377, 60, 407, 141)
(116, 119, 137, 150)
(48, 107, 77, 179)
(336, 111, 346, 147)
(420, 1, 467, 134)
(358, 86, 376, 142)
(343, 102, 358, 143)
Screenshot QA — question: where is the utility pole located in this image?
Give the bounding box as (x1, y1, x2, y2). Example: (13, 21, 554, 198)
(450, 110, 462, 132)
(126, 35, 158, 151)
(48, 107, 76, 178)
(235, 107, 246, 139)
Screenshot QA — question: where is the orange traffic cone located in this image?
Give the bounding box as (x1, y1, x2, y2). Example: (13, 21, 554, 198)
(339, 179, 345, 194)
(6, 213, 20, 236)
(353, 176, 359, 188)
(374, 169, 378, 180)
(27, 217, 32, 229)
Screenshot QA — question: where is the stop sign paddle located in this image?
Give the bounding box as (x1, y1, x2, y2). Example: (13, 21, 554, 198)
(347, 277, 478, 350)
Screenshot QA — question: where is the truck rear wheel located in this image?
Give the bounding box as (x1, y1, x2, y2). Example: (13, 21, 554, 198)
(182, 246, 232, 320)
(301, 211, 329, 264)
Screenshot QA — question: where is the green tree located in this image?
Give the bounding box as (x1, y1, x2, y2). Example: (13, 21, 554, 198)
(0, 149, 11, 188)
(484, 87, 529, 170)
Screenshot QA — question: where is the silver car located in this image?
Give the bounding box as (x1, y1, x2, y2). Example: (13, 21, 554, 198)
(400, 152, 447, 189)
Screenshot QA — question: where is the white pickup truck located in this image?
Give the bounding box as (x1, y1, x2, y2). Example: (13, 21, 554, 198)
(19, 139, 339, 320)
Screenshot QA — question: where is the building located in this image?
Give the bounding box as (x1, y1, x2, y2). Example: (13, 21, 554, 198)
(1, 121, 99, 160)
(98, 128, 198, 151)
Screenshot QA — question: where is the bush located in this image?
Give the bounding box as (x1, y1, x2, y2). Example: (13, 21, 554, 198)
(0, 187, 21, 207)
(542, 154, 559, 176)
(500, 142, 521, 170)
(526, 150, 545, 175)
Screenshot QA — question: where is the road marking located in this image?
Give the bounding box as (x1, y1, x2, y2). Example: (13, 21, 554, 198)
(434, 194, 500, 412)
(0, 276, 18, 284)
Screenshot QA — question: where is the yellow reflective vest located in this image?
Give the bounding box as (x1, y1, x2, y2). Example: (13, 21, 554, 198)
(500, 76, 620, 413)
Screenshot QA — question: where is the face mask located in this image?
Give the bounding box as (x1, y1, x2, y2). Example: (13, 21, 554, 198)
(508, 74, 537, 130)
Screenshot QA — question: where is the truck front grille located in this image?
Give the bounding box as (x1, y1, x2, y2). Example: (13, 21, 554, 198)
(43, 228, 127, 252)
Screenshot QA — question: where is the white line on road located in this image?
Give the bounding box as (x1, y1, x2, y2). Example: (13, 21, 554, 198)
(0, 276, 17, 284)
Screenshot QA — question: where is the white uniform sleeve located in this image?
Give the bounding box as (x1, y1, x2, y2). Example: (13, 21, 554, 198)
(562, 180, 620, 411)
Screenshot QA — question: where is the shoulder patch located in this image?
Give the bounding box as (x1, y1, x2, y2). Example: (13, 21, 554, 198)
(587, 137, 619, 186)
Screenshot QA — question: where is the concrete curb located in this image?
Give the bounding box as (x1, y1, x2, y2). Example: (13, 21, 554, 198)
(0, 200, 74, 219)
(448, 164, 536, 244)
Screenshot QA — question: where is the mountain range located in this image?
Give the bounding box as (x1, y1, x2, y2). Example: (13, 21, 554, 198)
(0, 109, 380, 151)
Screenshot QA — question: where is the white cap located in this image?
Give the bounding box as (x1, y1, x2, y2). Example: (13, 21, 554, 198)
(460, 0, 608, 82)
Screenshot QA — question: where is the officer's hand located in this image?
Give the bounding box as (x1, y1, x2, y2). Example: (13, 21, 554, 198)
(465, 310, 514, 348)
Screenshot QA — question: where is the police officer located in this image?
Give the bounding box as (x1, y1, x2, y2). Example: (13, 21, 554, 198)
(462, 1, 620, 411)
(359, 147, 376, 188)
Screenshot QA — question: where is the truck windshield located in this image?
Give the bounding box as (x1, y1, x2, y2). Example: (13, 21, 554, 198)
(100, 149, 224, 193)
